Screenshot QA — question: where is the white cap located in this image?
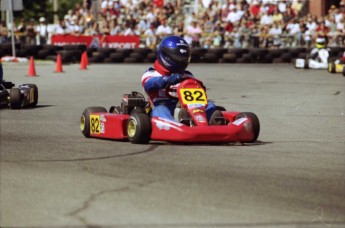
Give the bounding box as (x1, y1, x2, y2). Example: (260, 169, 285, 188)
(39, 17, 46, 22)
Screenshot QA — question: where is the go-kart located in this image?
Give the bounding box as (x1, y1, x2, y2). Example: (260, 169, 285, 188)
(295, 49, 329, 69)
(328, 60, 345, 76)
(0, 81, 38, 109)
(80, 77, 260, 144)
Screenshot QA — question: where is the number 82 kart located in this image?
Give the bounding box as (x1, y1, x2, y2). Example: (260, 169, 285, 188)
(80, 78, 260, 144)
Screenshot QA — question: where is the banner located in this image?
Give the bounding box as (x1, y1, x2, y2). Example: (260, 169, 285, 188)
(51, 35, 140, 48)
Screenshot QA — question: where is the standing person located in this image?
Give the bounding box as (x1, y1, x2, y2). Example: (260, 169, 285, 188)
(36, 17, 48, 45)
(0, 21, 9, 44)
(155, 18, 172, 43)
(26, 19, 37, 45)
(141, 35, 224, 125)
(17, 19, 27, 46)
(185, 20, 203, 48)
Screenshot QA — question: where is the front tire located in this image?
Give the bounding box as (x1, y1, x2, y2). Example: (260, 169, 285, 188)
(236, 112, 260, 143)
(80, 107, 107, 138)
(10, 88, 22, 109)
(127, 113, 151, 144)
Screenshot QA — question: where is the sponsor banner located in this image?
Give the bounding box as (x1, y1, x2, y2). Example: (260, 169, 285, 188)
(51, 35, 140, 48)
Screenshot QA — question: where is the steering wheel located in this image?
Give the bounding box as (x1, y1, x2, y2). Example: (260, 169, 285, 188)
(165, 84, 179, 100)
(165, 76, 205, 100)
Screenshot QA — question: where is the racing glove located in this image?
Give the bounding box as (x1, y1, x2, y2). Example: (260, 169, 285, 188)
(163, 73, 183, 86)
(144, 73, 183, 92)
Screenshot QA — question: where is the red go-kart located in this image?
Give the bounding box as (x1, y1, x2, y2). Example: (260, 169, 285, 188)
(80, 78, 260, 144)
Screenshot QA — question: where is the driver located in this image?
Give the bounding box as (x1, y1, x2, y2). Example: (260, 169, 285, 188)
(309, 37, 329, 63)
(141, 35, 223, 125)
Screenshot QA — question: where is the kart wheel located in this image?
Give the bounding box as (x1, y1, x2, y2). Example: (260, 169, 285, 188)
(235, 112, 260, 143)
(10, 88, 22, 109)
(216, 105, 226, 111)
(23, 84, 38, 107)
(80, 107, 107, 138)
(130, 106, 146, 114)
(328, 63, 336, 73)
(127, 113, 151, 144)
(209, 110, 226, 125)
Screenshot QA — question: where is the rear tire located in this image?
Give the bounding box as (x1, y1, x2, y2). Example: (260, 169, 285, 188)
(127, 113, 151, 144)
(235, 112, 260, 142)
(80, 107, 107, 138)
(23, 84, 38, 107)
(10, 88, 22, 109)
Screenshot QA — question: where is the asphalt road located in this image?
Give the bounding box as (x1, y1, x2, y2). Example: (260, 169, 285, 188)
(0, 62, 344, 227)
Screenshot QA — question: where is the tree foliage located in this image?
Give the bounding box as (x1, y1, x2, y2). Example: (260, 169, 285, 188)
(13, 0, 82, 23)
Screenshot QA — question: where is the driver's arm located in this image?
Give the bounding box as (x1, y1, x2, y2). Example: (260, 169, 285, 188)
(143, 74, 183, 92)
(310, 48, 318, 59)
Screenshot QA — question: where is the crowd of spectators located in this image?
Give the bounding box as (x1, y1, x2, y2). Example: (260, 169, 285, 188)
(0, 0, 345, 49)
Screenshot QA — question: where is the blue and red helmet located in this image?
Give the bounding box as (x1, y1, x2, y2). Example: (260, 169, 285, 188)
(157, 36, 191, 74)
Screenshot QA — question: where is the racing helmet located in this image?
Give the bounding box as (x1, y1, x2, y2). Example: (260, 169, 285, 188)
(157, 35, 191, 74)
(315, 37, 326, 49)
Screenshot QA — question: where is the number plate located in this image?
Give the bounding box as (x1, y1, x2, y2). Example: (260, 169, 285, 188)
(90, 115, 100, 134)
(179, 88, 207, 105)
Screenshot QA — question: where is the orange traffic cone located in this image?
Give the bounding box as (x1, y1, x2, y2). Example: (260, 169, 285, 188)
(80, 52, 87, 70)
(27, 56, 37, 77)
(54, 54, 63, 73)
(84, 51, 89, 66)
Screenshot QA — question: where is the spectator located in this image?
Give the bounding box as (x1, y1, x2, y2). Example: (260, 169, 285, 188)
(272, 9, 283, 24)
(212, 30, 223, 48)
(55, 20, 70, 35)
(16, 19, 27, 46)
(123, 22, 140, 36)
(226, 8, 241, 24)
(185, 20, 203, 48)
(36, 17, 48, 45)
(278, 0, 287, 14)
(84, 9, 95, 29)
(26, 19, 37, 45)
(174, 20, 185, 37)
(250, 1, 261, 17)
(156, 18, 173, 41)
(260, 11, 273, 26)
(269, 22, 283, 48)
(285, 18, 301, 47)
(144, 23, 157, 48)
(0, 21, 8, 44)
(291, 0, 303, 17)
(110, 20, 124, 35)
(315, 21, 330, 39)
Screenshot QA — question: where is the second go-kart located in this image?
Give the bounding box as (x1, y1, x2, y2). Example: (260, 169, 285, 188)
(0, 81, 38, 109)
(80, 77, 260, 144)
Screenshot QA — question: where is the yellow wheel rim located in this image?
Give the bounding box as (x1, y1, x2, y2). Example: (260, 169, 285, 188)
(80, 115, 86, 131)
(127, 119, 136, 137)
